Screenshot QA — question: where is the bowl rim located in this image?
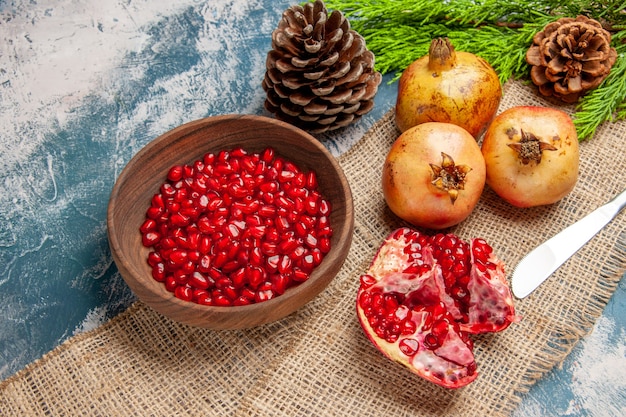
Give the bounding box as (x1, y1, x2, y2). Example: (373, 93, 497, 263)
(107, 114, 354, 326)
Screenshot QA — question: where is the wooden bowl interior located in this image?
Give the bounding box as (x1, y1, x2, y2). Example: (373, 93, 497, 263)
(107, 114, 353, 329)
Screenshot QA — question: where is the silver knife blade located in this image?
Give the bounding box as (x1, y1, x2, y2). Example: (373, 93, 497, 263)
(512, 188, 626, 299)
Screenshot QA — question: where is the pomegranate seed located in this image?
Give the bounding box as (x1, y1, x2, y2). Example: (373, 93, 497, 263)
(151, 193, 165, 208)
(294, 221, 308, 238)
(304, 194, 319, 215)
(222, 260, 240, 274)
(170, 213, 190, 227)
(188, 250, 201, 262)
(278, 255, 292, 274)
(266, 169, 278, 183)
(147, 251, 163, 266)
(306, 171, 318, 188)
(189, 271, 210, 290)
(142, 232, 161, 247)
(231, 147, 247, 158)
(151, 263, 166, 282)
(169, 249, 188, 265)
(278, 170, 295, 182)
(278, 238, 299, 253)
(172, 269, 188, 285)
(265, 227, 279, 242)
(258, 205, 277, 217)
(286, 186, 307, 200)
(231, 267, 247, 288)
(236, 248, 250, 265)
(311, 248, 324, 266)
(271, 274, 289, 295)
(160, 183, 176, 198)
(431, 320, 449, 337)
(304, 233, 318, 248)
(207, 267, 222, 281)
(301, 254, 315, 272)
(283, 160, 299, 174)
(276, 195, 294, 211)
(319, 199, 331, 216)
(245, 225, 266, 240)
(225, 222, 242, 239)
(247, 266, 265, 289)
(203, 152, 215, 165)
(175, 286, 194, 301)
(267, 254, 280, 272)
(286, 210, 299, 224)
(318, 237, 330, 254)
(290, 245, 306, 261)
(222, 284, 238, 301)
(423, 333, 441, 350)
(213, 294, 232, 306)
(245, 214, 262, 227)
(213, 251, 228, 268)
(399, 338, 419, 356)
(249, 247, 263, 266)
(359, 274, 377, 289)
(241, 198, 260, 214)
(261, 242, 278, 256)
(165, 276, 177, 292)
(271, 158, 283, 174)
(293, 268, 309, 282)
(141, 147, 332, 305)
(140, 219, 157, 233)
(197, 254, 211, 272)
(241, 155, 257, 172)
(146, 206, 163, 220)
(261, 147, 274, 163)
(255, 289, 274, 303)
(193, 288, 210, 301)
(233, 296, 251, 306)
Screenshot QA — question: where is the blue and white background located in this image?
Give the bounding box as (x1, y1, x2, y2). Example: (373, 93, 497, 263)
(0, 1, 624, 415)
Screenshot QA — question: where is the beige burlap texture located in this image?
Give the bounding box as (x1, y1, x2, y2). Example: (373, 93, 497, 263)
(1, 80, 625, 416)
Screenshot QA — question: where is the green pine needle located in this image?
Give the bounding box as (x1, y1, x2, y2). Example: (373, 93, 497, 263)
(317, 0, 626, 140)
(574, 50, 626, 140)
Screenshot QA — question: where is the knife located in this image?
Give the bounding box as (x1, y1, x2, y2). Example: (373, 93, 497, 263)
(512, 188, 626, 299)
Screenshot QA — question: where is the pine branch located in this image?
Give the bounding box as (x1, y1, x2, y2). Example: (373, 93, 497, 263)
(574, 49, 626, 140)
(318, 0, 626, 140)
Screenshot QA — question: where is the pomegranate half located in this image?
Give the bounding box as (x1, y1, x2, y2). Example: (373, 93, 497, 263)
(356, 228, 519, 389)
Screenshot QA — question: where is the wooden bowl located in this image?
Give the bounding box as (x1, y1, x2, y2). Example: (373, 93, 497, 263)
(107, 114, 354, 329)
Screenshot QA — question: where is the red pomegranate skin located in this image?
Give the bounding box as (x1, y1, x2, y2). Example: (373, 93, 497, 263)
(382, 122, 486, 229)
(481, 105, 579, 207)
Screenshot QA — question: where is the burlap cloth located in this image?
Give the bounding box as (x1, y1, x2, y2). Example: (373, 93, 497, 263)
(1, 80, 625, 416)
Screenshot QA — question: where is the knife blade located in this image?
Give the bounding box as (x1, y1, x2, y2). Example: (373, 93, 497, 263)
(512, 188, 626, 299)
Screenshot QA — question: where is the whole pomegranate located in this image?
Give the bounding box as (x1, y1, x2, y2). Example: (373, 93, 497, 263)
(395, 38, 502, 138)
(357, 228, 518, 389)
(382, 122, 486, 229)
(481, 106, 580, 207)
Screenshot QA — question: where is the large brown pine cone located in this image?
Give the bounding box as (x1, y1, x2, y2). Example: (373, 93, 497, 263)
(526, 15, 617, 103)
(263, 0, 382, 134)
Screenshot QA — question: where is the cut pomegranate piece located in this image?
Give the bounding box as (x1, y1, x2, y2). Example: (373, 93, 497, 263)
(356, 227, 519, 389)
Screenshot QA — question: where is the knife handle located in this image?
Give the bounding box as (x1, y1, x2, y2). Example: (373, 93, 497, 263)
(546, 188, 626, 261)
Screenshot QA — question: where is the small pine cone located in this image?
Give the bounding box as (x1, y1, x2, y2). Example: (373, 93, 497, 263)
(526, 15, 617, 103)
(262, 0, 382, 134)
